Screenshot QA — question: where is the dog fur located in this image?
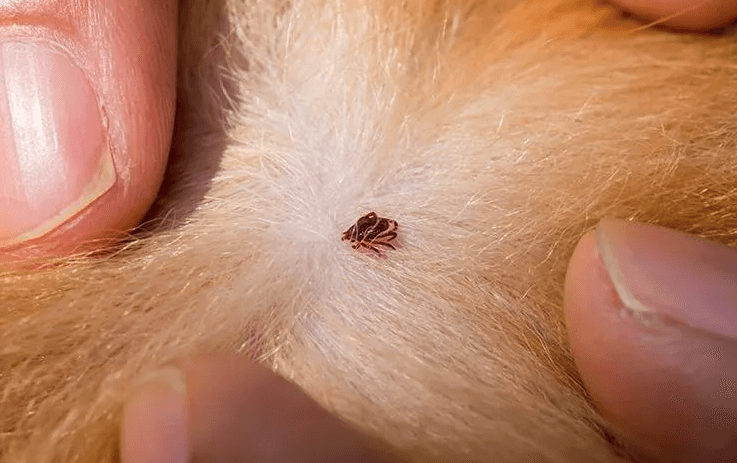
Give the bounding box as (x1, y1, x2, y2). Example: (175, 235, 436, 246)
(2, 0, 737, 461)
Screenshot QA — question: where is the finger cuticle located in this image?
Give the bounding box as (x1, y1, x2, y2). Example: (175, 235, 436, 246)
(595, 218, 737, 339)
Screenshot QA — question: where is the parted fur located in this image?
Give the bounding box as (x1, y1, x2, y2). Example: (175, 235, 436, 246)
(2, 0, 737, 461)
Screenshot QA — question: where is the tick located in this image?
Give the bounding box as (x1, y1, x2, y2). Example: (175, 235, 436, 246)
(341, 212, 399, 256)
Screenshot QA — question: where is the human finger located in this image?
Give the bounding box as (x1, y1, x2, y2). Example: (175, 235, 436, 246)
(121, 353, 402, 463)
(610, 0, 737, 30)
(565, 218, 737, 461)
(0, 0, 177, 264)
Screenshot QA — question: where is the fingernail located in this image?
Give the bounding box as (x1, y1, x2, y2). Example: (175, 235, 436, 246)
(596, 218, 737, 338)
(121, 366, 189, 463)
(0, 41, 114, 245)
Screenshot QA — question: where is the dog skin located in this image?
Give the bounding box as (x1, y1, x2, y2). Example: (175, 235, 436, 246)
(1, 0, 737, 462)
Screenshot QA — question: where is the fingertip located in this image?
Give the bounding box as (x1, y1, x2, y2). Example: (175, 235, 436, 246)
(121, 367, 189, 463)
(176, 353, 401, 463)
(564, 230, 637, 432)
(610, 0, 737, 31)
(565, 227, 677, 459)
(565, 220, 737, 461)
(563, 230, 599, 370)
(0, 0, 177, 266)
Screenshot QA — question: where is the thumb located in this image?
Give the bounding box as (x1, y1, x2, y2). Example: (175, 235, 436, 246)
(0, 0, 177, 265)
(121, 353, 402, 463)
(565, 218, 737, 462)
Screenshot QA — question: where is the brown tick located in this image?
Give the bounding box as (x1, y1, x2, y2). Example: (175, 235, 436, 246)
(341, 212, 399, 256)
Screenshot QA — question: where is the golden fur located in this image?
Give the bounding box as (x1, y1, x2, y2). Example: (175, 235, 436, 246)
(2, 0, 736, 461)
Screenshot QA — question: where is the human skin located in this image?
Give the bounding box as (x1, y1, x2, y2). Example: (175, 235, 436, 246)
(0, 1, 736, 462)
(0, 0, 176, 263)
(612, 0, 737, 30)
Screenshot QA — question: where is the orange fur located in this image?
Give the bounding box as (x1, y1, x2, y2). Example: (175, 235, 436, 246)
(2, 0, 737, 461)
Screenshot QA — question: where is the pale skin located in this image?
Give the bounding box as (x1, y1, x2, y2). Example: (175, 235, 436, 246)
(0, 1, 736, 462)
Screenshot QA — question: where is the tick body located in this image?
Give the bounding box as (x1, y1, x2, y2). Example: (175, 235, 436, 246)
(342, 212, 399, 256)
